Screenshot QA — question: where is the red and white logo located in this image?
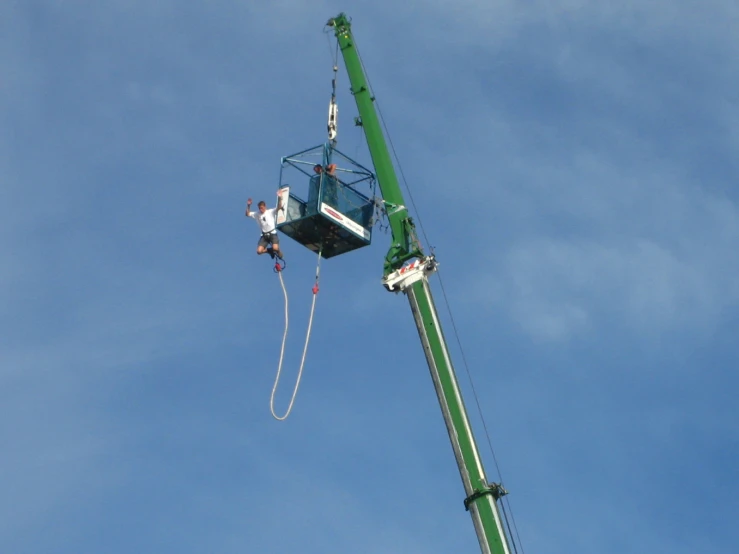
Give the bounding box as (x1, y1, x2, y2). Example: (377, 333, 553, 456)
(324, 207, 344, 221)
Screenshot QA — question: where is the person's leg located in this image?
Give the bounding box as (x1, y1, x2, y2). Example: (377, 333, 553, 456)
(257, 236, 269, 255)
(271, 235, 283, 259)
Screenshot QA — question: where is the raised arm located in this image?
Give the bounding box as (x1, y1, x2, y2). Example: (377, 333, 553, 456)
(245, 198, 252, 217)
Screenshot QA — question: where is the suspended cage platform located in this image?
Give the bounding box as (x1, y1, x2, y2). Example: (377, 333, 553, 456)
(276, 143, 377, 259)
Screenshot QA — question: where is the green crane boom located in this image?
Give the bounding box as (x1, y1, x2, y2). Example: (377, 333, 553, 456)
(327, 13, 513, 554)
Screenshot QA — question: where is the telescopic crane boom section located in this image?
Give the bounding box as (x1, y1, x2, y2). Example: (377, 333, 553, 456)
(327, 15, 423, 276)
(327, 13, 513, 554)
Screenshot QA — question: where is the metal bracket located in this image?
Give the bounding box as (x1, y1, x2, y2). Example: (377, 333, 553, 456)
(463, 483, 508, 511)
(382, 255, 438, 293)
(383, 200, 406, 217)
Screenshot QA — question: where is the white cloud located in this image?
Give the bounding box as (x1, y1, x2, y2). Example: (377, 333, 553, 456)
(489, 234, 729, 341)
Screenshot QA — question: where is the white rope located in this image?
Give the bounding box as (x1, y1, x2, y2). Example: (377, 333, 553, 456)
(269, 251, 322, 421)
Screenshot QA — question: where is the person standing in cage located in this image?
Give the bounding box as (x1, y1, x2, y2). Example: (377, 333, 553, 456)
(245, 192, 284, 260)
(313, 163, 337, 176)
(307, 163, 340, 214)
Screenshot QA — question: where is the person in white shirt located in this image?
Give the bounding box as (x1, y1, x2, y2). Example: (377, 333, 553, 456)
(245, 193, 284, 260)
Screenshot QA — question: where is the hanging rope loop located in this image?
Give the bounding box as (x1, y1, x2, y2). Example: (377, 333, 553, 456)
(269, 249, 323, 421)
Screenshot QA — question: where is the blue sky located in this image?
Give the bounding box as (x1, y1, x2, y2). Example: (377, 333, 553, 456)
(2, 1, 738, 553)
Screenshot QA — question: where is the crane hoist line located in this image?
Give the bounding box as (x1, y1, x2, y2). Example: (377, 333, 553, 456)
(261, 12, 522, 554)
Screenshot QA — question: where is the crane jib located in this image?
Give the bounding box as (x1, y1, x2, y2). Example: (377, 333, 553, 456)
(327, 12, 515, 554)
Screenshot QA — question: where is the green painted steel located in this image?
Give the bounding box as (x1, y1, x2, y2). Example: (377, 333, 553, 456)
(327, 13, 513, 554)
(328, 13, 423, 275)
(407, 280, 510, 554)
